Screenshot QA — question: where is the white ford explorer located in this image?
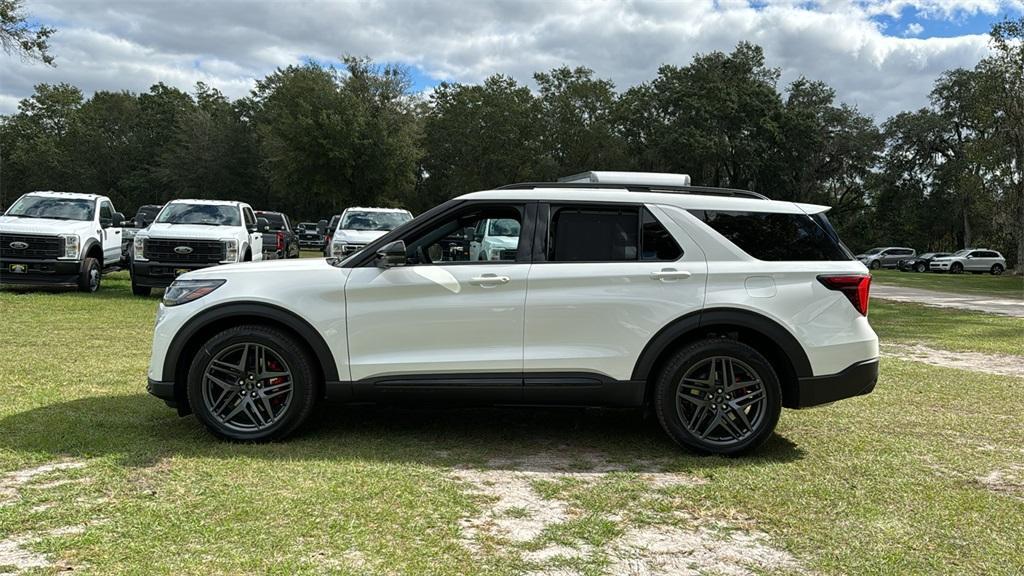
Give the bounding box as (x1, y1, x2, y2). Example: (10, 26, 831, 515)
(1, 191, 125, 292)
(130, 200, 267, 297)
(146, 172, 879, 455)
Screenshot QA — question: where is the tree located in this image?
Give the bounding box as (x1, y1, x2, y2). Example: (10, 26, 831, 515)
(0, 0, 54, 65)
(0, 83, 82, 199)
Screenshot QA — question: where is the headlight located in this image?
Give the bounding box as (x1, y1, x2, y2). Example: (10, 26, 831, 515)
(162, 279, 226, 306)
(331, 241, 345, 258)
(133, 235, 147, 261)
(58, 234, 80, 260)
(220, 238, 238, 263)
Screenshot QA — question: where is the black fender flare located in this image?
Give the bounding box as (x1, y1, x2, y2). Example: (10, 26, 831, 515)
(630, 307, 812, 381)
(162, 302, 340, 384)
(81, 238, 103, 263)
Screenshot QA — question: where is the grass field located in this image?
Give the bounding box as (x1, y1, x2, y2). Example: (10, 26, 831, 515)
(0, 272, 1022, 575)
(871, 269, 1024, 299)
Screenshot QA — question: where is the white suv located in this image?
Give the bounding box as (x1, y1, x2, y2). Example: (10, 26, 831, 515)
(130, 200, 267, 296)
(929, 249, 1007, 275)
(1, 191, 125, 292)
(328, 207, 413, 258)
(146, 172, 879, 455)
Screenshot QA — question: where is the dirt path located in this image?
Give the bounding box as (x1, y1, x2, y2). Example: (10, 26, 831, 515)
(871, 284, 1024, 317)
(883, 343, 1024, 378)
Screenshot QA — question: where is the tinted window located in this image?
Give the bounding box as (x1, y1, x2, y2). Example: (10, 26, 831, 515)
(549, 206, 638, 262)
(898, 249, 913, 256)
(99, 201, 112, 223)
(256, 212, 287, 230)
(642, 208, 682, 261)
(243, 207, 255, 227)
(689, 210, 852, 261)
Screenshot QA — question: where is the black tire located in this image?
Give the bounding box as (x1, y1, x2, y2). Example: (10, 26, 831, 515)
(77, 257, 101, 293)
(131, 274, 151, 297)
(187, 325, 318, 441)
(654, 338, 782, 456)
(951, 262, 963, 274)
(991, 264, 1004, 275)
(915, 263, 927, 273)
(869, 260, 881, 270)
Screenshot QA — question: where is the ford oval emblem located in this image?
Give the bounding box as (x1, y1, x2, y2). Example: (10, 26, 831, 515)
(174, 246, 194, 255)
(9, 241, 28, 250)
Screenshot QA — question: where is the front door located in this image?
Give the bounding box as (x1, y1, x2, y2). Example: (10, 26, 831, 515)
(344, 202, 532, 401)
(98, 200, 121, 264)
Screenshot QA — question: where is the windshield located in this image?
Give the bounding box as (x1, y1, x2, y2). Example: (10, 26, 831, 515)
(864, 248, 883, 255)
(341, 211, 411, 231)
(488, 218, 521, 237)
(950, 249, 971, 257)
(5, 195, 94, 221)
(156, 203, 240, 226)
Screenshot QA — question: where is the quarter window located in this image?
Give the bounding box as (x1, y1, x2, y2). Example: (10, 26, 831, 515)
(641, 209, 682, 261)
(689, 210, 851, 261)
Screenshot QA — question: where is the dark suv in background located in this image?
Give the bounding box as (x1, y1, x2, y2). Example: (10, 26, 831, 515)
(255, 211, 300, 259)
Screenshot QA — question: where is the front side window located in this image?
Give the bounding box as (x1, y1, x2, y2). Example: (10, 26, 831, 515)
(156, 204, 242, 226)
(243, 207, 255, 227)
(689, 210, 852, 261)
(99, 201, 113, 224)
(341, 211, 412, 232)
(405, 205, 523, 265)
(4, 195, 94, 221)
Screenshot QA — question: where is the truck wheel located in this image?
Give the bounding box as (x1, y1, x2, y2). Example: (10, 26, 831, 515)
(77, 257, 101, 293)
(131, 274, 151, 296)
(187, 325, 318, 441)
(654, 338, 781, 456)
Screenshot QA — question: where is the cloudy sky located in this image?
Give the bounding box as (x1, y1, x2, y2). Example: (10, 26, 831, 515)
(1, 0, 1022, 120)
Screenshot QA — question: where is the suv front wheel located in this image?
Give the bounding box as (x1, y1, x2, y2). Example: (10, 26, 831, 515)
(654, 339, 781, 455)
(187, 325, 318, 441)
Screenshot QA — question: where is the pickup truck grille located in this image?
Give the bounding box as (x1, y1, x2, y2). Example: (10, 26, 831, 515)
(145, 238, 224, 263)
(0, 233, 61, 259)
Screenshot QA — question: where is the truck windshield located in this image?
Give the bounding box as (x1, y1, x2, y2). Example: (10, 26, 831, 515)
(341, 211, 411, 231)
(5, 196, 94, 221)
(156, 204, 240, 226)
(488, 219, 520, 237)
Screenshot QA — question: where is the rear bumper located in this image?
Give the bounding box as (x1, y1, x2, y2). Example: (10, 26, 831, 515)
(793, 358, 878, 408)
(0, 258, 81, 285)
(132, 260, 222, 288)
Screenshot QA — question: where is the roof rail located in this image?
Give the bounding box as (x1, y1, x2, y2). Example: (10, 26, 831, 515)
(495, 181, 770, 200)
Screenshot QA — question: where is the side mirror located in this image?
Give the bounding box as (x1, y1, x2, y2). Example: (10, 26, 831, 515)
(134, 216, 146, 228)
(110, 212, 125, 228)
(376, 240, 407, 268)
(254, 217, 270, 233)
(317, 219, 329, 236)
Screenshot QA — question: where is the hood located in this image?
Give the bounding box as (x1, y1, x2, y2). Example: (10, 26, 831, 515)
(143, 223, 238, 241)
(0, 215, 95, 236)
(182, 256, 341, 280)
(334, 229, 387, 244)
(930, 256, 955, 262)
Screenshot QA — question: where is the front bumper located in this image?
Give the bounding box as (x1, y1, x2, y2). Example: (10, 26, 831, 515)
(132, 260, 223, 288)
(930, 262, 951, 271)
(0, 257, 81, 286)
(793, 358, 878, 408)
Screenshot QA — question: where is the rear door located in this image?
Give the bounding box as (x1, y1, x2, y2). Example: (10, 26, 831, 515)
(522, 203, 706, 403)
(344, 202, 533, 401)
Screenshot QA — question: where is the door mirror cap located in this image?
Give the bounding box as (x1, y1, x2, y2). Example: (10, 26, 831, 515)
(110, 212, 125, 228)
(317, 219, 329, 236)
(376, 240, 407, 268)
(253, 217, 270, 233)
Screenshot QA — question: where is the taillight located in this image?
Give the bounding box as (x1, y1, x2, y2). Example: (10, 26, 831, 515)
(817, 274, 871, 316)
(276, 232, 284, 251)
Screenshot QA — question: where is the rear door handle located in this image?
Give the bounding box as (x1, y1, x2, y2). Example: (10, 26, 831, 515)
(650, 269, 691, 281)
(470, 274, 510, 286)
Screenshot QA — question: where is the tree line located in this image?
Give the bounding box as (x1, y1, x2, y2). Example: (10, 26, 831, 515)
(1, 19, 1021, 268)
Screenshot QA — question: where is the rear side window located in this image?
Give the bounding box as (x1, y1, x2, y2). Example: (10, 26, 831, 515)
(689, 210, 852, 261)
(547, 205, 682, 262)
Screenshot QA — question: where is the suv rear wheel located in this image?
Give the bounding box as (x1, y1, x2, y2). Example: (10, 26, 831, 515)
(654, 339, 781, 455)
(991, 264, 1004, 275)
(187, 325, 318, 441)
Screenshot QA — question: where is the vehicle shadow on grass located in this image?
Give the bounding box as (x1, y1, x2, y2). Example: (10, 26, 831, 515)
(0, 393, 804, 472)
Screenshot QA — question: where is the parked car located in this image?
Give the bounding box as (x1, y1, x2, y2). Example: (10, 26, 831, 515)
(929, 249, 1006, 275)
(327, 207, 414, 258)
(122, 204, 163, 265)
(855, 247, 915, 269)
(1, 191, 125, 292)
(130, 199, 268, 296)
(321, 214, 341, 256)
(469, 218, 521, 261)
(295, 222, 324, 250)
(898, 252, 950, 273)
(254, 211, 300, 260)
(145, 171, 878, 455)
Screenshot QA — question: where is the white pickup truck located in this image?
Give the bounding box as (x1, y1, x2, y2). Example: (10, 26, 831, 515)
(1, 191, 125, 292)
(130, 199, 267, 296)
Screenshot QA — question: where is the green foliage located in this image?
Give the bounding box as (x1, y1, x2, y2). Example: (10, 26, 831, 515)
(0, 0, 54, 65)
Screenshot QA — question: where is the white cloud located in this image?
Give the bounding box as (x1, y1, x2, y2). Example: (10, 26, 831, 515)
(0, 0, 1020, 120)
(905, 22, 926, 35)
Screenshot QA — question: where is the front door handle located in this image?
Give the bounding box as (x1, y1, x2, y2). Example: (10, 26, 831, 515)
(650, 269, 691, 281)
(470, 274, 510, 286)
